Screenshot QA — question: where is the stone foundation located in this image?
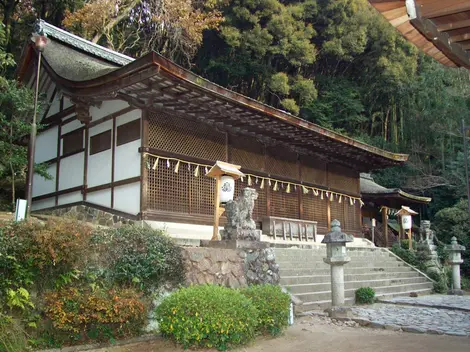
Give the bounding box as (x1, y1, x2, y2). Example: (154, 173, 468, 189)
(182, 246, 280, 289)
(37, 204, 137, 227)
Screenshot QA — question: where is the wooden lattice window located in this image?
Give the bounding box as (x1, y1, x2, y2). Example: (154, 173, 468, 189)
(300, 156, 327, 186)
(344, 201, 361, 231)
(302, 193, 328, 228)
(234, 178, 267, 221)
(146, 155, 215, 215)
(90, 130, 111, 155)
(230, 135, 265, 171)
(330, 199, 346, 228)
(328, 164, 360, 193)
(117, 119, 140, 146)
(62, 128, 83, 155)
(148, 110, 226, 161)
(265, 147, 298, 179)
(270, 189, 299, 219)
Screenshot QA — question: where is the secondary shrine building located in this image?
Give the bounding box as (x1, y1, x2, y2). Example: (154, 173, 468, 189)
(19, 21, 408, 241)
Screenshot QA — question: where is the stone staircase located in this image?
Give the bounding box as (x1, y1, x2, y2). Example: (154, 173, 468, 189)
(275, 246, 434, 312)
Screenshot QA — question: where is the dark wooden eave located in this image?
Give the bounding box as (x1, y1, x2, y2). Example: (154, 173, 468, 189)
(369, 0, 470, 69)
(18, 42, 408, 172)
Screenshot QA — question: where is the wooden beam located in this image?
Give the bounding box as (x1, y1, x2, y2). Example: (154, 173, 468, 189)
(420, 1, 470, 19)
(450, 32, 470, 43)
(438, 18, 470, 32)
(460, 40, 470, 50)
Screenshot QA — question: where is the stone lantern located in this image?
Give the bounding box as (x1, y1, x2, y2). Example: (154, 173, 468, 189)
(446, 236, 466, 295)
(322, 220, 354, 306)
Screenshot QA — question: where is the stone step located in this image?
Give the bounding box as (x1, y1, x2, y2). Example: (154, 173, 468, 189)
(274, 252, 395, 259)
(280, 271, 426, 285)
(276, 259, 407, 269)
(285, 277, 431, 294)
(280, 266, 415, 276)
(299, 288, 433, 311)
(293, 282, 433, 303)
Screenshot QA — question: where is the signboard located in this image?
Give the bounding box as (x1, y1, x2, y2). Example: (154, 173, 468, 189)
(15, 199, 27, 221)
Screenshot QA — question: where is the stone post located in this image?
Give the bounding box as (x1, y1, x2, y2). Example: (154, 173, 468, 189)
(322, 220, 354, 307)
(446, 236, 466, 295)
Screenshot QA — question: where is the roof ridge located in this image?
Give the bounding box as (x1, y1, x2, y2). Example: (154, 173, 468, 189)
(35, 20, 134, 66)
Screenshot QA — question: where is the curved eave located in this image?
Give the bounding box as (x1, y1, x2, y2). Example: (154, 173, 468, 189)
(26, 46, 407, 167)
(362, 191, 431, 205)
(368, 0, 470, 69)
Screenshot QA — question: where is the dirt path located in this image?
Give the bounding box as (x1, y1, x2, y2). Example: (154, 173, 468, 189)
(91, 315, 469, 352)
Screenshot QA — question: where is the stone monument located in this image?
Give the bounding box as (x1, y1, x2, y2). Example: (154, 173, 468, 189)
(417, 220, 442, 277)
(220, 188, 262, 241)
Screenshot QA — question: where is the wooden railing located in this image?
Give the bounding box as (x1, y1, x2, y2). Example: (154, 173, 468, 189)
(262, 216, 317, 242)
(363, 222, 397, 248)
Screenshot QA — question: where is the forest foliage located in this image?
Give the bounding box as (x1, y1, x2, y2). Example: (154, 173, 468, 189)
(1, 0, 470, 215)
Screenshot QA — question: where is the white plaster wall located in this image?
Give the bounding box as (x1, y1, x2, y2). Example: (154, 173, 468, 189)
(90, 100, 129, 121)
(116, 110, 141, 126)
(115, 140, 141, 181)
(114, 182, 140, 215)
(61, 119, 83, 136)
(47, 94, 61, 117)
(31, 197, 55, 211)
(63, 96, 73, 109)
(58, 191, 82, 205)
(32, 163, 56, 197)
(88, 120, 113, 187)
(87, 189, 111, 208)
(145, 221, 217, 240)
(35, 127, 58, 163)
(59, 152, 84, 190)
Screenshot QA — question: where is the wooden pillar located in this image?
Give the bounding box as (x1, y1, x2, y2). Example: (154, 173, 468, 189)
(408, 228, 412, 250)
(382, 206, 388, 247)
(327, 198, 331, 230)
(212, 176, 221, 240)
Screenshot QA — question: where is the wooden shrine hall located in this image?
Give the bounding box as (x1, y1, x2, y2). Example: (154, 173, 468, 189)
(19, 21, 408, 241)
(360, 173, 431, 247)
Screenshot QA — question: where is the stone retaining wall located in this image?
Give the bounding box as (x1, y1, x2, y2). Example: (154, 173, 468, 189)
(182, 247, 280, 288)
(36, 205, 136, 227)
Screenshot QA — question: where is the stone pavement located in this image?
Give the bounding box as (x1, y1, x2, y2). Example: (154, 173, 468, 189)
(379, 294, 470, 312)
(350, 295, 470, 337)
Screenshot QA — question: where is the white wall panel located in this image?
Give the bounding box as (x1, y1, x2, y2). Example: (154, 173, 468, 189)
(61, 119, 82, 136)
(116, 110, 141, 126)
(88, 150, 112, 187)
(87, 189, 111, 208)
(31, 197, 55, 211)
(114, 182, 140, 215)
(59, 153, 84, 190)
(63, 96, 73, 109)
(90, 100, 129, 121)
(58, 191, 82, 205)
(32, 164, 56, 197)
(115, 140, 141, 181)
(89, 119, 112, 136)
(47, 95, 61, 117)
(35, 127, 58, 163)
(88, 119, 113, 187)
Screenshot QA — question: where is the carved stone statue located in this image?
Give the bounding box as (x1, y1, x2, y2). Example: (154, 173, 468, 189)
(221, 188, 261, 241)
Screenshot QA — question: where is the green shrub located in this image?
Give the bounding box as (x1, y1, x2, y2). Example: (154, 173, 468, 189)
(44, 286, 146, 343)
(355, 287, 375, 304)
(390, 243, 419, 267)
(91, 226, 185, 291)
(156, 285, 258, 350)
(240, 285, 290, 336)
(399, 239, 416, 250)
(0, 314, 29, 352)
